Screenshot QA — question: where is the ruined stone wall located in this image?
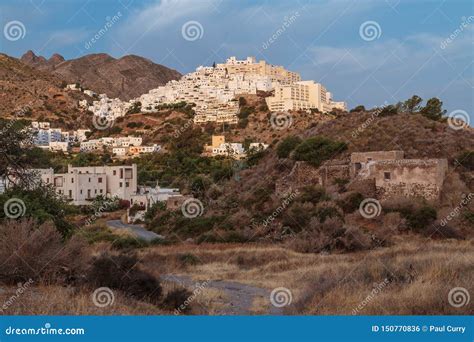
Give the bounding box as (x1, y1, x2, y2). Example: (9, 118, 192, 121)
(369, 159, 448, 201)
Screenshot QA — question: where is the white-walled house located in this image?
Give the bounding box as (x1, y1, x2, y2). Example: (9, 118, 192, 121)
(33, 164, 138, 205)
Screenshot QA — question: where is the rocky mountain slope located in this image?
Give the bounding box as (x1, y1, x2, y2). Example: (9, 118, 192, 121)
(0, 53, 89, 128)
(21, 51, 181, 100)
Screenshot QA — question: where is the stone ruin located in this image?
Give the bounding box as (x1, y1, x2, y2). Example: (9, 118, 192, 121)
(276, 150, 448, 202)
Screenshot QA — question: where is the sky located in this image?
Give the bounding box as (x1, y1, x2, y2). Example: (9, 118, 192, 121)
(0, 0, 472, 123)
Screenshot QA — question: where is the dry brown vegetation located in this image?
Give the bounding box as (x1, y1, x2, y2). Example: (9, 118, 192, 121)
(139, 237, 473, 315)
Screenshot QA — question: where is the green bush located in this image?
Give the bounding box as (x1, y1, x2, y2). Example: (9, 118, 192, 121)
(398, 205, 437, 231)
(292, 136, 347, 166)
(276, 136, 302, 158)
(337, 192, 364, 213)
(298, 186, 329, 204)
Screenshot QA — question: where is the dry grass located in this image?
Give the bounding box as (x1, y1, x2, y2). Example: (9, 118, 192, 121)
(139, 236, 473, 315)
(0, 285, 167, 315)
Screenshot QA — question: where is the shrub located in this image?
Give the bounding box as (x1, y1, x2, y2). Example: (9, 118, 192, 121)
(456, 151, 474, 171)
(162, 288, 193, 313)
(0, 219, 88, 284)
(178, 253, 200, 266)
(386, 202, 438, 232)
(292, 136, 347, 166)
(350, 105, 366, 113)
(276, 136, 302, 158)
(298, 186, 329, 204)
(127, 121, 144, 128)
(337, 192, 364, 214)
(238, 97, 247, 107)
(87, 252, 162, 304)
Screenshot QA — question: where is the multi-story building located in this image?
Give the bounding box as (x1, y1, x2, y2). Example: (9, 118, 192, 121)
(265, 80, 347, 113)
(217, 56, 301, 84)
(33, 164, 138, 205)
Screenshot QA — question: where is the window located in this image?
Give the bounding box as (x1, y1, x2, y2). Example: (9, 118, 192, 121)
(120, 169, 123, 179)
(69, 190, 72, 198)
(384, 172, 391, 181)
(88, 178, 91, 182)
(71, 178, 74, 183)
(80, 190, 83, 194)
(125, 182, 129, 187)
(113, 170, 116, 176)
(98, 177, 102, 183)
(100, 189, 103, 194)
(119, 182, 122, 187)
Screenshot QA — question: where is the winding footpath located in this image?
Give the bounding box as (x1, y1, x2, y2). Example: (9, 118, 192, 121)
(106, 220, 164, 242)
(161, 274, 283, 315)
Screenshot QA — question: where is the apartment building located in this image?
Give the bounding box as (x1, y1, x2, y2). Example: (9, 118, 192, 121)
(217, 56, 301, 84)
(34, 164, 138, 205)
(265, 81, 347, 113)
(30, 122, 91, 152)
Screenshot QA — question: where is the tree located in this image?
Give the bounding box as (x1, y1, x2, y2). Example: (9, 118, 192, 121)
(402, 95, 423, 113)
(350, 105, 366, 113)
(0, 120, 36, 186)
(379, 105, 398, 117)
(420, 97, 446, 121)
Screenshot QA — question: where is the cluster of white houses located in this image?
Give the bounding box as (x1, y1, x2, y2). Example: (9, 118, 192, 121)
(79, 135, 161, 157)
(86, 56, 346, 125)
(203, 135, 269, 159)
(31, 122, 91, 152)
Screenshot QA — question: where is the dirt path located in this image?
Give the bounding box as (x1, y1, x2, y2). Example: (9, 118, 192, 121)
(161, 274, 283, 315)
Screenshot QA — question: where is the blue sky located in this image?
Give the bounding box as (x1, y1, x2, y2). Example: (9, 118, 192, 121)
(0, 0, 472, 122)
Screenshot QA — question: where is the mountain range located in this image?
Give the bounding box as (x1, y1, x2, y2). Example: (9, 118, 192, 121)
(20, 51, 181, 100)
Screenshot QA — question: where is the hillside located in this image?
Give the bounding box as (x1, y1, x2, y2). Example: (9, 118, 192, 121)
(0, 53, 89, 128)
(21, 51, 181, 100)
